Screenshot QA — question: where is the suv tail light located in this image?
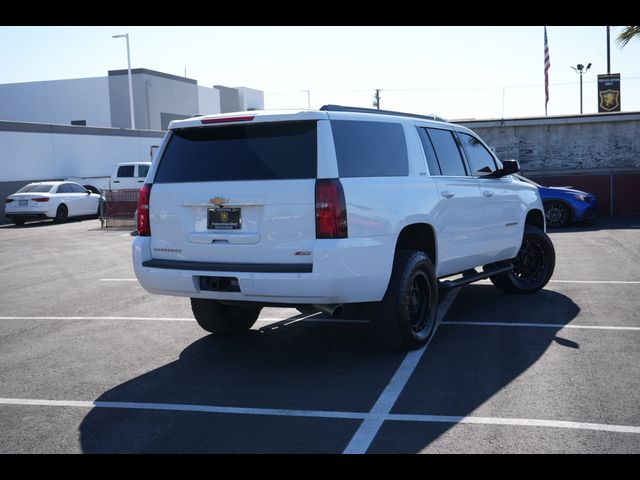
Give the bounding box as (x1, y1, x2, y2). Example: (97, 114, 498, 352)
(315, 179, 347, 239)
(137, 183, 152, 236)
(33, 197, 50, 202)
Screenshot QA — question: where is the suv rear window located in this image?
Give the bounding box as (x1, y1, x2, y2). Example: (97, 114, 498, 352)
(154, 121, 317, 183)
(331, 120, 408, 178)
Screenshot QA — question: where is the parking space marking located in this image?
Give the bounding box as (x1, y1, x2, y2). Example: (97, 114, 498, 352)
(2, 396, 639, 436)
(550, 280, 640, 284)
(0, 315, 368, 325)
(343, 288, 461, 454)
(386, 413, 640, 434)
(444, 321, 640, 331)
(0, 315, 195, 322)
(100, 279, 138, 282)
(0, 397, 366, 420)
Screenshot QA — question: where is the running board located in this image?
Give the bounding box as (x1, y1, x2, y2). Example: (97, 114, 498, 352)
(438, 263, 513, 290)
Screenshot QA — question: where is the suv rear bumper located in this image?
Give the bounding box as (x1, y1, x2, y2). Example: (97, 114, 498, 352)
(132, 235, 395, 304)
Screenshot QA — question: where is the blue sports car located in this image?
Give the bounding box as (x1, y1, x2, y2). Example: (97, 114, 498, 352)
(515, 175, 597, 228)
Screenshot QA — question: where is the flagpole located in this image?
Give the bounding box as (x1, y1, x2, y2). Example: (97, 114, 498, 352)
(544, 26, 550, 117)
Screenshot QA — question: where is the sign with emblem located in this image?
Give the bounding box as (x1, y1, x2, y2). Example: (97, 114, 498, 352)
(597, 74, 621, 112)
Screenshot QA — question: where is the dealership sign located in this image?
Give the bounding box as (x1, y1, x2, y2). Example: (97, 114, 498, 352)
(598, 74, 621, 112)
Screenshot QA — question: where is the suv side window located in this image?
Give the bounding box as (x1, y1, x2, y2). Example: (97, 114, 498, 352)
(458, 132, 497, 175)
(57, 183, 72, 194)
(331, 120, 408, 178)
(424, 128, 467, 176)
(117, 165, 135, 178)
(416, 128, 441, 175)
(70, 183, 87, 193)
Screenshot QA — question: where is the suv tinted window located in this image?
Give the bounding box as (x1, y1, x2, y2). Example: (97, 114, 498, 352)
(459, 132, 497, 175)
(155, 121, 317, 183)
(70, 183, 87, 193)
(425, 128, 467, 176)
(117, 165, 135, 178)
(331, 120, 408, 178)
(417, 128, 442, 175)
(57, 184, 72, 193)
(138, 165, 150, 178)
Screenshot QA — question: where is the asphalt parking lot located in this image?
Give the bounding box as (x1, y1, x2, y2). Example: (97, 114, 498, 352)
(0, 217, 639, 453)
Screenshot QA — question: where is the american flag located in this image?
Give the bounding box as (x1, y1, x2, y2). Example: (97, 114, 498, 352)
(544, 26, 550, 115)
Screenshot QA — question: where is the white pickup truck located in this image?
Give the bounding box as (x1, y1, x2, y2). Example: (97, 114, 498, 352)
(67, 162, 151, 193)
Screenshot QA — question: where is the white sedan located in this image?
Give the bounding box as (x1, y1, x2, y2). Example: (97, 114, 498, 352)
(4, 181, 101, 225)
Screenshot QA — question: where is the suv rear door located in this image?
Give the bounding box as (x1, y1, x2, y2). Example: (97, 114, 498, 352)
(148, 119, 320, 268)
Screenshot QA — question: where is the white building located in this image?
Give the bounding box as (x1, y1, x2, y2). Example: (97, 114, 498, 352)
(0, 68, 264, 130)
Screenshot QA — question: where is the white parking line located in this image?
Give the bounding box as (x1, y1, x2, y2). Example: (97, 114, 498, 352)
(1, 396, 639, 436)
(343, 288, 461, 454)
(444, 322, 640, 331)
(100, 279, 138, 282)
(0, 316, 195, 322)
(550, 280, 640, 284)
(0, 315, 368, 324)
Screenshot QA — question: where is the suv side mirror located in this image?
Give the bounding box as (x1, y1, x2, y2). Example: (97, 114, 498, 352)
(476, 160, 520, 179)
(501, 160, 520, 176)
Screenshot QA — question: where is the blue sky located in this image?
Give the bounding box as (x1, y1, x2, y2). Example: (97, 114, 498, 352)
(1, 26, 639, 120)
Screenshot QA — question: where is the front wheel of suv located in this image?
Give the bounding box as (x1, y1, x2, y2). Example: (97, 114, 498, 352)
(370, 250, 439, 350)
(490, 225, 555, 294)
(190, 298, 262, 334)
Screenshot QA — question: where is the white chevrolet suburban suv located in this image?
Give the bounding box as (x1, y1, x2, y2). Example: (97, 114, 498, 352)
(133, 105, 555, 350)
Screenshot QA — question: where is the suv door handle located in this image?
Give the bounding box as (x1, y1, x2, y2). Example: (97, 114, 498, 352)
(482, 190, 494, 198)
(440, 191, 455, 199)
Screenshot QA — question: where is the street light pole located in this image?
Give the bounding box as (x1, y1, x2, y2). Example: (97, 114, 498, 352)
(113, 33, 136, 129)
(571, 63, 591, 114)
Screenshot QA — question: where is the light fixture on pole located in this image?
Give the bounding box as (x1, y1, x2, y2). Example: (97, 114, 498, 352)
(113, 33, 136, 129)
(571, 63, 591, 114)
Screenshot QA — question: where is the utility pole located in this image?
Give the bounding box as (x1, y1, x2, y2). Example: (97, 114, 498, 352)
(372, 89, 381, 110)
(606, 26, 611, 74)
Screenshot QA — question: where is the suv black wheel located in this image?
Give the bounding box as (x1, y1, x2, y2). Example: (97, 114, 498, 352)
(544, 201, 570, 228)
(370, 250, 439, 350)
(190, 298, 262, 334)
(13, 218, 25, 226)
(54, 204, 68, 223)
(490, 225, 555, 294)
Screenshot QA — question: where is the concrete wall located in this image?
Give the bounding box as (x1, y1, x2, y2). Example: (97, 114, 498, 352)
(458, 112, 640, 174)
(109, 69, 199, 130)
(0, 121, 165, 223)
(0, 77, 111, 127)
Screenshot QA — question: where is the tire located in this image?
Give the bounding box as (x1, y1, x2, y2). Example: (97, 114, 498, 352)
(54, 204, 68, 223)
(544, 201, 570, 228)
(13, 218, 25, 226)
(190, 298, 262, 334)
(369, 250, 439, 350)
(490, 225, 556, 294)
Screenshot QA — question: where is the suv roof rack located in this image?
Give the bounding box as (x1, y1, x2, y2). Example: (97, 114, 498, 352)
(320, 104, 447, 123)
